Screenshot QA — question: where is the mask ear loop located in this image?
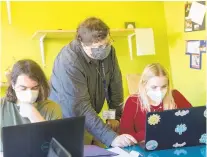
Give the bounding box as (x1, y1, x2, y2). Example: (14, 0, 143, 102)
(11, 83, 15, 90)
(107, 34, 114, 47)
(81, 42, 91, 57)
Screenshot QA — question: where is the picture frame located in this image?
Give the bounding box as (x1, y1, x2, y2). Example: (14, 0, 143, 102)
(184, 1, 206, 32)
(186, 40, 206, 69)
(190, 54, 201, 69)
(125, 22, 136, 29)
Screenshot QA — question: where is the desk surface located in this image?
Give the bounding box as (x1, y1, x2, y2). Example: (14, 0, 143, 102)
(124, 145, 206, 157)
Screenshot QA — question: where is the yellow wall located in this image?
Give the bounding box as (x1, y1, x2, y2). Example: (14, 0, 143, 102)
(0, 2, 171, 99)
(164, 2, 206, 106)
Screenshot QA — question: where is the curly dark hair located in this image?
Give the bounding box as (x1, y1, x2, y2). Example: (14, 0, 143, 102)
(76, 17, 110, 46)
(6, 59, 50, 103)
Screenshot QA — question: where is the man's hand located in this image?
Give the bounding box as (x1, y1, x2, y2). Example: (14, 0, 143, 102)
(139, 140, 145, 144)
(107, 119, 120, 132)
(111, 134, 137, 147)
(18, 103, 45, 123)
(19, 103, 34, 118)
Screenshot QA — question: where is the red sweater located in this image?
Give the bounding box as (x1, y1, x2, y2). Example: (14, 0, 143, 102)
(120, 90, 192, 142)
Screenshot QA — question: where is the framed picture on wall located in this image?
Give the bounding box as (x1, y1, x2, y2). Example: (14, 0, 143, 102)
(191, 54, 201, 69)
(184, 1, 206, 32)
(186, 40, 206, 70)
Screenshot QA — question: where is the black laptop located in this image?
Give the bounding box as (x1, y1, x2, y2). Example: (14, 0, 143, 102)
(2, 116, 85, 157)
(47, 138, 71, 157)
(142, 106, 206, 151)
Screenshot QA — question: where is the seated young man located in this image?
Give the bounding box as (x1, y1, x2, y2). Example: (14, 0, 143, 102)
(0, 59, 62, 152)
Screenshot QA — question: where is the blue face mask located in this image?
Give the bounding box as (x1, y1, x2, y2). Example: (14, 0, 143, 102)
(90, 45, 111, 60)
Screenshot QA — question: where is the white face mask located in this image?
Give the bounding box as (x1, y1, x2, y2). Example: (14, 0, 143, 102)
(147, 89, 167, 105)
(15, 90, 39, 104)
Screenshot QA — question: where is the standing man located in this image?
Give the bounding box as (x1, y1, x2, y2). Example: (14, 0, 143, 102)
(49, 17, 137, 147)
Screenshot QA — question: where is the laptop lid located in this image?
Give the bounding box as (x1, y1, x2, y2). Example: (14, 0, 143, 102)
(144, 106, 206, 151)
(47, 138, 71, 157)
(2, 116, 85, 157)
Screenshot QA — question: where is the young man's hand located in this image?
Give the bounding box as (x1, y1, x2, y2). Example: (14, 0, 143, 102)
(107, 119, 119, 132)
(19, 103, 34, 118)
(19, 103, 45, 123)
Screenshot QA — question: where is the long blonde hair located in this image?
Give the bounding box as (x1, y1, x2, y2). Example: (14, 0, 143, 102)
(138, 63, 177, 112)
